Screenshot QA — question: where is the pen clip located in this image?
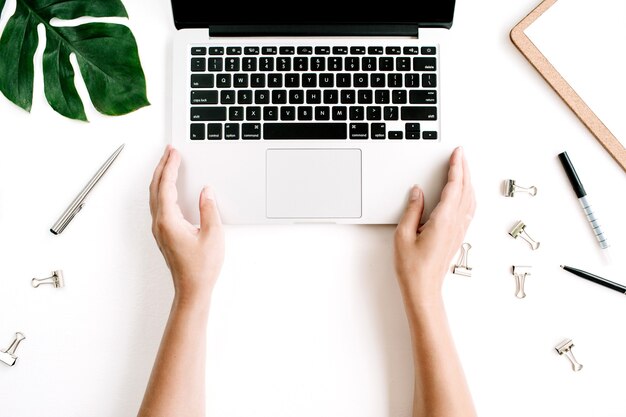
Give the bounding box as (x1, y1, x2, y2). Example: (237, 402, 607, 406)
(51, 202, 85, 235)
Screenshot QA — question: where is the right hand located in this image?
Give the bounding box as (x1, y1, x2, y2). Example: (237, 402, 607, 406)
(393, 147, 476, 305)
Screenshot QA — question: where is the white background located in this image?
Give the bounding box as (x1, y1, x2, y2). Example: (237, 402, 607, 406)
(1, 1, 626, 416)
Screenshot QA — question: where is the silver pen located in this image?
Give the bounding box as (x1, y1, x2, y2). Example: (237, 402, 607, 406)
(50, 144, 125, 235)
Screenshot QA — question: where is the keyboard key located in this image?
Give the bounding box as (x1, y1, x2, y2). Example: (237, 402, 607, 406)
(422, 73, 437, 88)
(191, 90, 218, 104)
(306, 90, 321, 104)
(246, 107, 261, 120)
(405, 74, 419, 88)
(333, 46, 348, 55)
(423, 131, 438, 139)
(191, 47, 206, 55)
(403, 46, 420, 55)
(191, 74, 214, 88)
(350, 46, 366, 55)
(362, 57, 376, 71)
(341, 90, 355, 104)
(280, 107, 296, 120)
(190, 123, 205, 140)
(272, 90, 287, 104)
(389, 131, 403, 139)
(277, 57, 291, 71)
(264, 123, 347, 140)
(191, 58, 205, 72)
(368, 46, 384, 55)
(323, 90, 338, 104)
(421, 46, 436, 55)
(234, 74, 248, 88)
(212, 79, 232, 95)
(386, 46, 401, 55)
(297, 46, 313, 55)
(242, 123, 261, 139)
(255, 90, 270, 104)
(207, 123, 222, 139)
(350, 123, 368, 139)
(294, 57, 308, 71)
(371, 74, 385, 88)
(315, 46, 330, 55)
(337, 74, 351, 87)
(260, 57, 274, 71)
(285, 74, 299, 87)
(388, 74, 402, 88)
(379, 57, 394, 71)
(384, 106, 399, 120)
(371, 123, 386, 139)
(302, 74, 317, 87)
(407, 131, 420, 139)
(319, 74, 334, 87)
(315, 106, 330, 120)
(406, 123, 421, 132)
(413, 57, 437, 71)
(298, 106, 313, 120)
(238, 90, 252, 104)
(279, 46, 295, 55)
(191, 107, 226, 121)
(244, 47, 259, 55)
(289, 90, 304, 104)
(358, 90, 373, 104)
(409, 90, 437, 104)
(242, 57, 257, 71)
(345, 57, 359, 71)
(225, 123, 239, 139)
(396, 57, 410, 71)
(208, 58, 223, 72)
(349, 106, 364, 120)
(225, 57, 240, 71)
(263, 106, 279, 120)
(332, 106, 347, 120)
(251, 74, 265, 87)
(311, 57, 325, 71)
(209, 47, 224, 55)
(220, 90, 235, 104)
(374, 90, 389, 104)
(328, 57, 342, 71)
(354, 74, 368, 87)
(268, 74, 283, 87)
(367, 106, 381, 120)
(392, 90, 407, 104)
(401, 106, 438, 120)
(262, 46, 277, 55)
(227, 47, 242, 55)
(229, 107, 244, 121)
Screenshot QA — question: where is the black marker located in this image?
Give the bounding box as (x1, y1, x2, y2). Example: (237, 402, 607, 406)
(561, 265, 626, 294)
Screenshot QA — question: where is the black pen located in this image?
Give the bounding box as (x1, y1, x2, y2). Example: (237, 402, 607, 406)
(560, 265, 626, 294)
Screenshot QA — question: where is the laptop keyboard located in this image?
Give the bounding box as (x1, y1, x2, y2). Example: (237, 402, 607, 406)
(188, 45, 439, 141)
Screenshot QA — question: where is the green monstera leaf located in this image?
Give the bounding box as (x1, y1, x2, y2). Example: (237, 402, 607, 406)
(0, 0, 149, 121)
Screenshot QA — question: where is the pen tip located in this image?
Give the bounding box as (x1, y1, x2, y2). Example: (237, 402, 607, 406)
(560, 265, 564, 268)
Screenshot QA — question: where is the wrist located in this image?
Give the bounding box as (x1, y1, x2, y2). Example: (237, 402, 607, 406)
(173, 289, 212, 316)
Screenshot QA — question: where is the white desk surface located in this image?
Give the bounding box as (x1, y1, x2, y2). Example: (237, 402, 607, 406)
(1, 1, 626, 416)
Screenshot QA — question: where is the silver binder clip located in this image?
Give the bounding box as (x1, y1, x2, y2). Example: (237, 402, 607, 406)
(503, 179, 537, 197)
(555, 339, 583, 372)
(0, 333, 26, 367)
(31, 270, 64, 289)
(453, 243, 472, 277)
(509, 221, 540, 250)
(512, 266, 532, 299)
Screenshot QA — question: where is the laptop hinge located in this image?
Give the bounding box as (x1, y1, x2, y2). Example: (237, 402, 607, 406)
(206, 25, 420, 38)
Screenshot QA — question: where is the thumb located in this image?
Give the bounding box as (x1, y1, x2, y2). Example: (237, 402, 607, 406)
(199, 186, 222, 235)
(397, 186, 424, 239)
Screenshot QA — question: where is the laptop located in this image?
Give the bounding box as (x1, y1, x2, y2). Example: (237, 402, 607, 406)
(170, 1, 456, 224)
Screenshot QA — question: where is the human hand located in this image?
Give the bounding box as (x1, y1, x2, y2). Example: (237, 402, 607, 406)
(394, 147, 476, 305)
(149, 146, 225, 308)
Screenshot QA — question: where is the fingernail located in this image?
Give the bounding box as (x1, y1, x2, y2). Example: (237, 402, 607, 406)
(457, 146, 464, 156)
(203, 186, 215, 201)
(409, 185, 421, 201)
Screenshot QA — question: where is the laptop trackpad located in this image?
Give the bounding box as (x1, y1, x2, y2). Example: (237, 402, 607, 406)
(266, 149, 362, 219)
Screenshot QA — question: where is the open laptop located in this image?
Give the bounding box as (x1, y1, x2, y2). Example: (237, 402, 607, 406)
(171, 1, 456, 224)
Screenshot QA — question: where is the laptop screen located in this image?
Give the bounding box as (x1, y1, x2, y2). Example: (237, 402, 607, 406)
(171, 1, 456, 31)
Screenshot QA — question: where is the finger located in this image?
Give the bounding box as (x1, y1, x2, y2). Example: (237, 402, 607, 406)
(461, 150, 477, 220)
(150, 146, 171, 215)
(199, 186, 223, 238)
(158, 148, 182, 210)
(396, 185, 424, 240)
(437, 147, 465, 209)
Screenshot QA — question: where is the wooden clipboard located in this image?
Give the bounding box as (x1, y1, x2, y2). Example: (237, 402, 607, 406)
(510, 0, 626, 173)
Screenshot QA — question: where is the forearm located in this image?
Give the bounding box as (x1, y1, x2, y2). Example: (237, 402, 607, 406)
(404, 295, 476, 417)
(138, 297, 210, 417)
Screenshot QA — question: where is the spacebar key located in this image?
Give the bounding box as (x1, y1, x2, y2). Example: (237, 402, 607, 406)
(264, 123, 347, 139)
